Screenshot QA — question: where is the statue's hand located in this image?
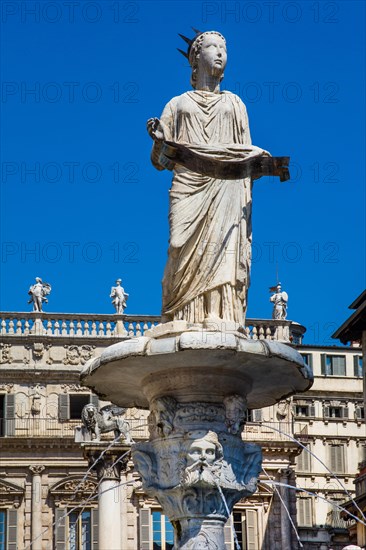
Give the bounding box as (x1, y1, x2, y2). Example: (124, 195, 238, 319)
(261, 149, 272, 157)
(147, 117, 165, 142)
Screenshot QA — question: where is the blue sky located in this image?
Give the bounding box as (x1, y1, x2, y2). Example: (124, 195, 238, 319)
(1, 0, 365, 345)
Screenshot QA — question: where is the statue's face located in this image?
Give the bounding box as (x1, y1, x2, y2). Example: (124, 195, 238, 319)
(197, 34, 227, 77)
(187, 438, 216, 467)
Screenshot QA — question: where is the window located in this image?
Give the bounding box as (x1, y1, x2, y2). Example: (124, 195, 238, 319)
(355, 405, 365, 420)
(296, 445, 311, 472)
(297, 498, 313, 527)
(0, 394, 15, 437)
(0, 511, 5, 550)
(0, 510, 17, 550)
(69, 396, 91, 420)
(246, 409, 262, 422)
(294, 403, 315, 418)
(152, 511, 174, 550)
(321, 355, 346, 376)
(329, 407, 342, 418)
(229, 510, 258, 549)
(69, 511, 91, 550)
(323, 404, 348, 420)
(138, 509, 177, 550)
(300, 353, 313, 369)
(329, 444, 345, 474)
(54, 508, 97, 550)
(294, 399, 315, 418)
(354, 355, 363, 377)
(59, 394, 98, 421)
(295, 405, 308, 417)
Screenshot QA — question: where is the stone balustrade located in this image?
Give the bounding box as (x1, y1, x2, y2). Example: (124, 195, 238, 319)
(0, 312, 305, 342)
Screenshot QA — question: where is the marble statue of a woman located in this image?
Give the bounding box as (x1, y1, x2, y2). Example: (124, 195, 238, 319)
(147, 31, 272, 327)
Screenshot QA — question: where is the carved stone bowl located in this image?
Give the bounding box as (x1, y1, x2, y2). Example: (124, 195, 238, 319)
(80, 331, 313, 409)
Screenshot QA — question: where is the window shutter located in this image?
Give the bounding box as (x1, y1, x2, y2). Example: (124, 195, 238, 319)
(58, 394, 69, 420)
(323, 406, 330, 418)
(223, 518, 232, 548)
(310, 404, 316, 417)
(336, 445, 344, 473)
(92, 508, 99, 550)
(330, 445, 336, 472)
(354, 355, 362, 377)
(298, 499, 312, 527)
(333, 356, 346, 376)
(139, 508, 150, 550)
(330, 445, 344, 473)
(307, 354, 313, 369)
(321, 354, 327, 375)
(298, 446, 311, 472)
(7, 509, 17, 550)
(342, 407, 349, 419)
(54, 508, 66, 550)
(5, 394, 15, 436)
(304, 499, 312, 526)
(90, 394, 99, 408)
(297, 449, 304, 471)
(355, 407, 362, 419)
(246, 510, 258, 550)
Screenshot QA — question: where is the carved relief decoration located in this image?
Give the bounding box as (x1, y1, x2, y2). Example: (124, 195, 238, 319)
(24, 343, 52, 363)
(49, 475, 98, 506)
(0, 479, 24, 508)
(0, 383, 13, 393)
(61, 384, 84, 393)
(0, 343, 13, 364)
(63, 345, 95, 365)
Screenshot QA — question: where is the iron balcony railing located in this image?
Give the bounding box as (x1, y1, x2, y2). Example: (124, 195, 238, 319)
(0, 418, 302, 444)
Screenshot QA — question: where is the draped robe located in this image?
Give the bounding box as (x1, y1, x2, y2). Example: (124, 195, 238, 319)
(152, 90, 253, 325)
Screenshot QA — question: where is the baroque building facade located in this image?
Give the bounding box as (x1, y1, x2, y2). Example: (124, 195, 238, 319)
(0, 311, 363, 549)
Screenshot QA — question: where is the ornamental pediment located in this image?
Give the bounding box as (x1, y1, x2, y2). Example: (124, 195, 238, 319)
(49, 475, 98, 506)
(0, 478, 24, 507)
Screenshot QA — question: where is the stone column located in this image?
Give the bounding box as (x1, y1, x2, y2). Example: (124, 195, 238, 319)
(279, 468, 292, 550)
(29, 465, 45, 550)
(83, 445, 129, 550)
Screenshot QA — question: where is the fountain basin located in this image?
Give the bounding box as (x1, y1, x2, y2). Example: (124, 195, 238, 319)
(80, 331, 313, 409)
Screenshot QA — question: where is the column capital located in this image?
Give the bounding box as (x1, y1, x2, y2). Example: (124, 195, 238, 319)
(29, 465, 45, 475)
(82, 444, 130, 481)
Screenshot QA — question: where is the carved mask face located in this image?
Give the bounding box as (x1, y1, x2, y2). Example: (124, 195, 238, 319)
(187, 438, 216, 467)
(196, 34, 227, 78)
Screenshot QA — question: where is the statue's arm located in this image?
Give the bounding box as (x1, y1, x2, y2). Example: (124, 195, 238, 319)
(148, 101, 174, 171)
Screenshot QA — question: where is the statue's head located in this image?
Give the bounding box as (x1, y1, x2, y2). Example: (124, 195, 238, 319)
(179, 30, 227, 89)
(186, 430, 223, 467)
(35, 277, 42, 283)
(82, 403, 97, 424)
(116, 278, 122, 285)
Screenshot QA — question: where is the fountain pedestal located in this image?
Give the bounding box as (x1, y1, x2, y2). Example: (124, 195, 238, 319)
(80, 330, 312, 549)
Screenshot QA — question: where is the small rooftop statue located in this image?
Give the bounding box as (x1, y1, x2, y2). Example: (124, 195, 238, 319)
(269, 282, 288, 320)
(28, 277, 52, 312)
(110, 278, 129, 314)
